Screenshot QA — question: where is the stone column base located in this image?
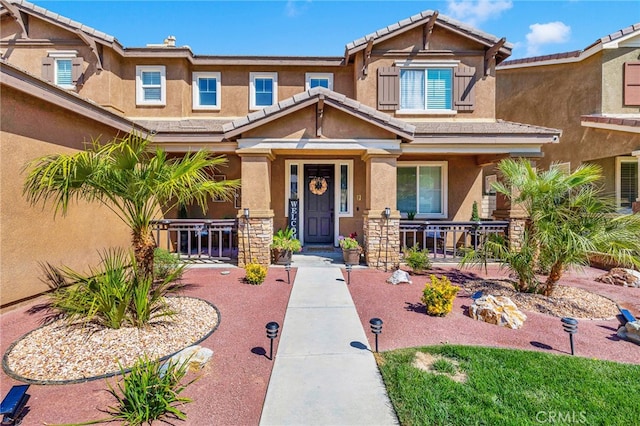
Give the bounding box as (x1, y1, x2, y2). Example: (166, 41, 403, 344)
(363, 213, 399, 271)
(633, 201, 640, 214)
(507, 218, 527, 251)
(237, 215, 273, 268)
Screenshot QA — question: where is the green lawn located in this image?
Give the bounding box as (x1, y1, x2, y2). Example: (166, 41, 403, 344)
(378, 345, 640, 426)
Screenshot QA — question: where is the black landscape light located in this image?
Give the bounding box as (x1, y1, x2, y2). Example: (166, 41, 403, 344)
(384, 207, 391, 219)
(561, 317, 578, 356)
(243, 208, 250, 220)
(383, 207, 391, 271)
(345, 263, 352, 285)
(285, 263, 291, 285)
(266, 322, 280, 361)
(369, 317, 383, 353)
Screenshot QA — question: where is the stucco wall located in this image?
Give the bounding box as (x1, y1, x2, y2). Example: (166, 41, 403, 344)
(1, 86, 131, 307)
(602, 48, 640, 114)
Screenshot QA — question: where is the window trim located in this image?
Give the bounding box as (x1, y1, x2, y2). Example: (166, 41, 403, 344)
(395, 60, 459, 115)
(192, 71, 221, 110)
(305, 72, 334, 91)
(136, 65, 166, 106)
(47, 50, 77, 89)
(551, 162, 571, 174)
(397, 161, 448, 219)
(250, 72, 278, 110)
(616, 156, 638, 211)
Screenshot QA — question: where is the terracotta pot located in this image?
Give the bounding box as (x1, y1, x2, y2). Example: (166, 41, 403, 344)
(342, 248, 360, 265)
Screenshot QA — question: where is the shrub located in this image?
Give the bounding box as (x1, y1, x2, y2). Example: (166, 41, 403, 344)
(245, 263, 267, 285)
(403, 245, 431, 273)
(44, 248, 182, 329)
(154, 248, 184, 281)
(421, 275, 459, 316)
(106, 355, 196, 425)
(271, 227, 302, 252)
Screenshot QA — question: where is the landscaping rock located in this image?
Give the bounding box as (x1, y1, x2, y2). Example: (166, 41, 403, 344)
(167, 345, 213, 371)
(617, 321, 640, 345)
(470, 295, 527, 329)
(386, 270, 412, 285)
(595, 268, 640, 288)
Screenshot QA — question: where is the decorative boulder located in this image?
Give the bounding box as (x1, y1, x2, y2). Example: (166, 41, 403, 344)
(470, 295, 527, 329)
(617, 321, 640, 345)
(386, 270, 412, 285)
(595, 268, 640, 288)
(166, 345, 213, 371)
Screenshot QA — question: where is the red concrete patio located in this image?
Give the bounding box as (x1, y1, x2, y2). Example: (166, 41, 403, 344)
(1, 264, 638, 425)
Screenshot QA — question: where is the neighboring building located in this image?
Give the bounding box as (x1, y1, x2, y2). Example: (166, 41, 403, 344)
(1, 1, 560, 306)
(497, 23, 640, 214)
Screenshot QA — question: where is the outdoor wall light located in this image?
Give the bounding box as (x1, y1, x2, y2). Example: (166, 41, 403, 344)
(285, 263, 291, 285)
(383, 207, 391, 219)
(345, 263, 352, 285)
(561, 317, 578, 356)
(243, 208, 250, 220)
(265, 321, 280, 361)
(369, 317, 383, 353)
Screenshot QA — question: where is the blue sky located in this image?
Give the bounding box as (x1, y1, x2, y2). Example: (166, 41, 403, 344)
(35, 0, 639, 59)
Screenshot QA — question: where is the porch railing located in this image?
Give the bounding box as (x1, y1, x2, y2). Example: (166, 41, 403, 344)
(151, 219, 238, 260)
(399, 220, 509, 260)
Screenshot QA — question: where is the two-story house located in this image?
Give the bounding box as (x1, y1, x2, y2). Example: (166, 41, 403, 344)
(497, 23, 640, 214)
(1, 1, 560, 306)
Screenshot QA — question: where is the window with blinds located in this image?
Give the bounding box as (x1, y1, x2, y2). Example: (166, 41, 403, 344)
(136, 65, 166, 106)
(55, 59, 72, 86)
(399, 68, 452, 111)
(620, 161, 638, 208)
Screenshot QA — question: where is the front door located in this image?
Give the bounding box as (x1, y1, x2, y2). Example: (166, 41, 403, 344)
(304, 164, 334, 244)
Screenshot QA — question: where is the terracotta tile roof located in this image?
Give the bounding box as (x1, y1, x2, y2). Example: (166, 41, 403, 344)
(131, 119, 233, 133)
(345, 9, 512, 57)
(500, 22, 640, 68)
(223, 87, 416, 140)
(581, 114, 640, 128)
(3, 0, 117, 44)
(408, 119, 561, 136)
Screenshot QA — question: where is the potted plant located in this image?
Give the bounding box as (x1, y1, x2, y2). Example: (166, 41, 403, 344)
(339, 232, 361, 265)
(270, 227, 302, 265)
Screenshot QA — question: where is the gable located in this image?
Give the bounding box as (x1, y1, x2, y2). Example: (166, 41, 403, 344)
(375, 24, 491, 53)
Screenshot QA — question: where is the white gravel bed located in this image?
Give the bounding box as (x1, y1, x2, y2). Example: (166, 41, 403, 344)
(4, 297, 219, 383)
(463, 280, 618, 320)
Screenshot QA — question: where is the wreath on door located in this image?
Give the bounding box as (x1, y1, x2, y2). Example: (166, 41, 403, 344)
(309, 176, 328, 195)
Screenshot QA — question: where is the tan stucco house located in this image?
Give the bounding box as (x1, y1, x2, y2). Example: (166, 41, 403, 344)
(1, 1, 560, 307)
(497, 23, 640, 214)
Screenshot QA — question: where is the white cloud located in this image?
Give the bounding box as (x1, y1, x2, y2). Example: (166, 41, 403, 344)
(446, 0, 513, 27)
(525, 21, 571, 56)
(285, 0, 312, 18)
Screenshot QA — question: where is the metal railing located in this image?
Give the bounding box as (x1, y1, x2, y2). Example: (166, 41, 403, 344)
(399, 220, 509, 260)
(151, 219, 238, 260)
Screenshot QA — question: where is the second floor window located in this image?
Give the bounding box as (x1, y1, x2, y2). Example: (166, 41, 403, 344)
(192, 72, 221, 110)
(400, 68, 452, 111)
(136, 66, 166, 106)
(305, 73, 334, 91)
(250, 72, 277, 109)
(42, 51, 82, 89)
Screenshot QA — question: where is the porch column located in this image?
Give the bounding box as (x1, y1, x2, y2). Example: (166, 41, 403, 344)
(492, 162, 531, 251)
(362, 150, 400, 271)
(237, 149, 275, 268)
(633, 150, 640, 214)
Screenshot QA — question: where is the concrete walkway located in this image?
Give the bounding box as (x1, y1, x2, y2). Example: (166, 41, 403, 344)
(259, 262, 398, 426)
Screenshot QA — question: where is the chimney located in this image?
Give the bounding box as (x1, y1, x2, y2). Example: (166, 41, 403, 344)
(164, 36, 176, 47)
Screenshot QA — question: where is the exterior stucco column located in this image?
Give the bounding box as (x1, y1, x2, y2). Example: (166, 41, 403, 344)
(237, 149, 275, 267)
(633, 150, 640, 214)
(362, 151, 400, 270)
(492, 174, 529, 251)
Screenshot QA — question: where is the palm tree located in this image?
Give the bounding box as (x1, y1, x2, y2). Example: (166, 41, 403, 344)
(23, 132, 240, 278)
(493, 159, 640, 296)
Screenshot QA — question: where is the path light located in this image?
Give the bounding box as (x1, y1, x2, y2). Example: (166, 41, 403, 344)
(383, 207, 391, 272)
(561, 317, 578, 356)
(345, 263, 352, 285)
(384, 207, 391, 219)
(266, 322, 280, 361)
(285, 263, 291, 285)
(243, 208, 250, 220)
(369, 317, 383, 353)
